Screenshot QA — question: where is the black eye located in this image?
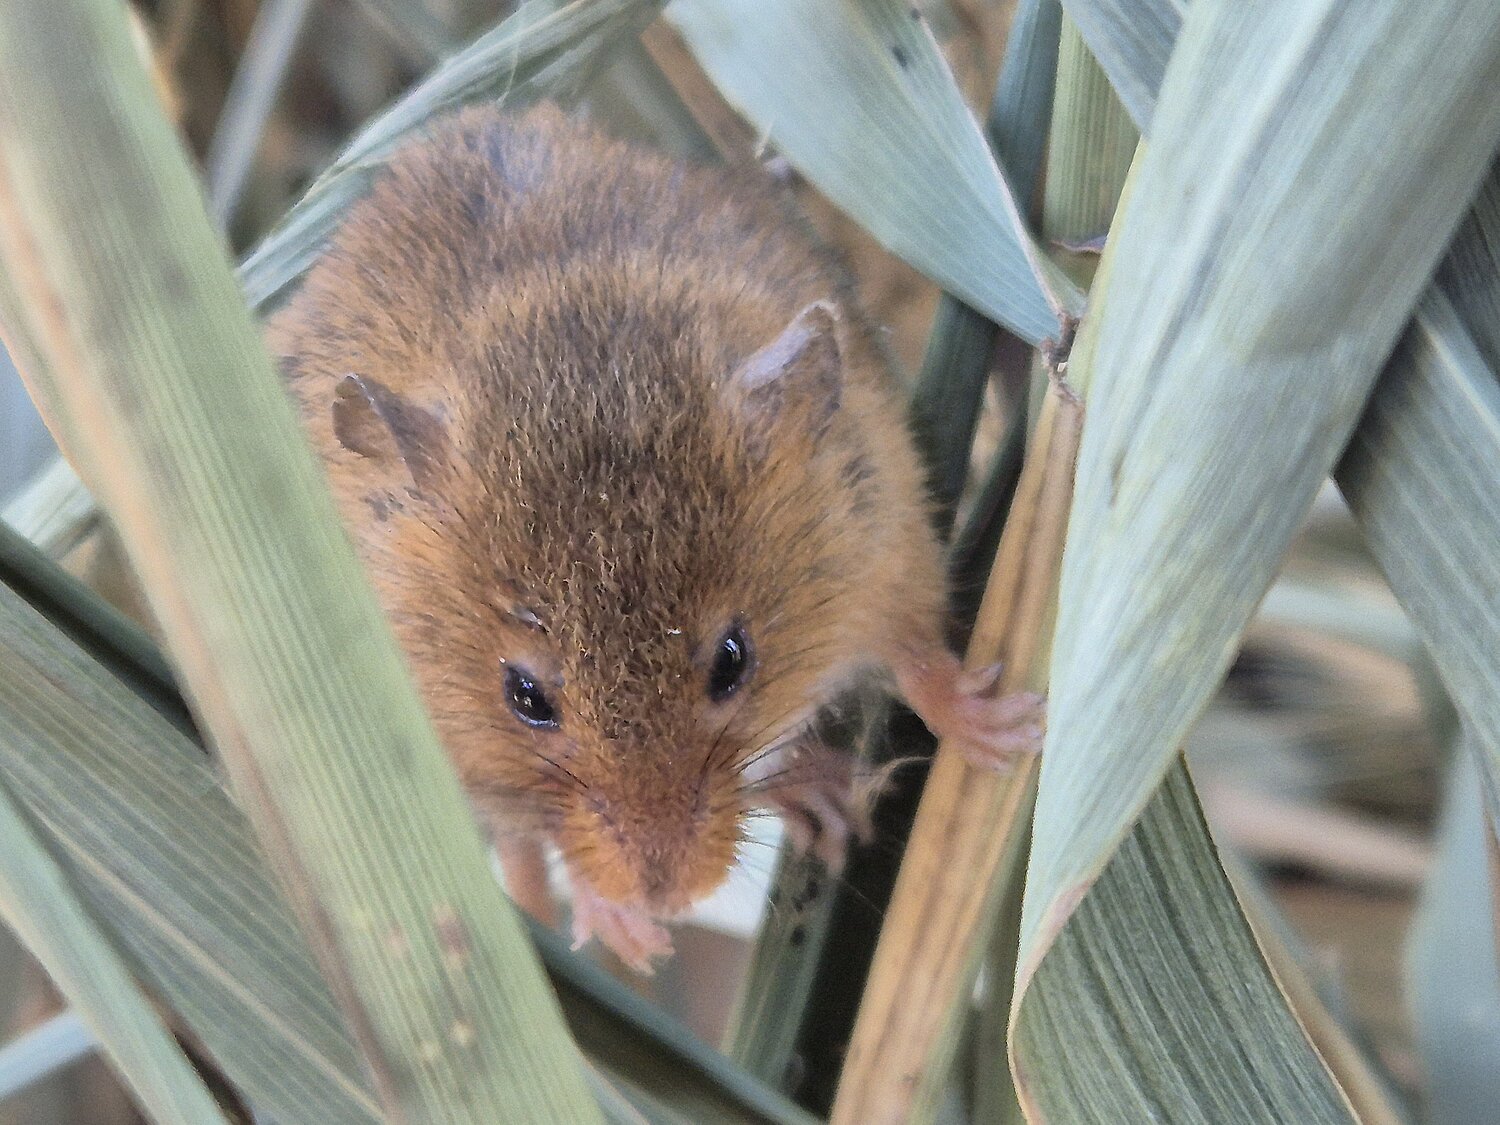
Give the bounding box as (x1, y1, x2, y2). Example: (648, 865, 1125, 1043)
(707, 625, 754, 702)
(505, 665, 558, 729)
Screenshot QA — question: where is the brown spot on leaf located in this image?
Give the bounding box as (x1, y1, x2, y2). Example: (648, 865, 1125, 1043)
(434, 904, 471, 968)
(385, 926, 410, 958)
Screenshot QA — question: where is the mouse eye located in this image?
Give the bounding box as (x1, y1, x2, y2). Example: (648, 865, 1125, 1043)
(707, 624, 754, 702)
(505, 666, 559, 729)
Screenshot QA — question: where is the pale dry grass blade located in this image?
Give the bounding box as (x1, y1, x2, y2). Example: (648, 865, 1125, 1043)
(0, 777, 228, 1125)
(0, 1010, 94, 1104)
(1406, 744, 1500, 1125)
(204, 0, 315, 228)
(0, 1, 599, 1119)
(1041, 16, 1137, 277)
(1338, 176, 1500, 823)
(911, 0, 1063, 528)
(669, 0, 1082, 346)
(1059, 0, 1182, 128)
(987, 0, 1063, 208)
(241, 0, 665, 312)
(833, 381, 1081, 1125)
(0, 578, 380, 1124)
(1013, 0, 1500, 1118)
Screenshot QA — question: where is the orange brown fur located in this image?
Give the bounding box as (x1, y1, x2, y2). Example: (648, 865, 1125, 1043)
(267, 104, 948, 944)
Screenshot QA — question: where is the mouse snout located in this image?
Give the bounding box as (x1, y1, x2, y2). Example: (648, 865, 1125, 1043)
(558, 779, 739, 917)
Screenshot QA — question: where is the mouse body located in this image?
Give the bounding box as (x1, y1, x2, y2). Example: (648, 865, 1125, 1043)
(269, 103, 1040, 969)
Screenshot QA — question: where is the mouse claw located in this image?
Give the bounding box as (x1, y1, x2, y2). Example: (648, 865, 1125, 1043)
(569, 882, 673, 974)
(956, 660, 1007, 699)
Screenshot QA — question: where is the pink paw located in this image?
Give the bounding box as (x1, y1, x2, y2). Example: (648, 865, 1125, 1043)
(763, 775, 873, 873)
(898, 653, 1045, 774)
(746, 742, 879, 873)
(949, 678, 1045, 772)
(569, 882, 673, 974)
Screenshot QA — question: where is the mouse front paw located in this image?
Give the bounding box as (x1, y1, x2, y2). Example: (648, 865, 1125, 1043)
(762, 776, 870, 873)
(896, 651, 1045, 774)
(569, 881, 673, 974)
(750, 743, 875, 873)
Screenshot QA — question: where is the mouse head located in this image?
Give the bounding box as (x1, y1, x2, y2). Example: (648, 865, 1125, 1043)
(307, 291, 899, 924)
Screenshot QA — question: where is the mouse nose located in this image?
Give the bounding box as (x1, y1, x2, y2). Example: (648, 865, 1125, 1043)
(628, 812, 714, 916)
(559, 782, 739, 918)
(638, 866, 680, 913)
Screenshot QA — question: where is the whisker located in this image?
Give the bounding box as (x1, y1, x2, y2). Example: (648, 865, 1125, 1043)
(533, 750, 588, 794)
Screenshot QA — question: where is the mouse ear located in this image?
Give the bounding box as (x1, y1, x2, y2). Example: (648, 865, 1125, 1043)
(331, 373, 448, 491)
(730, 300, 843, 435)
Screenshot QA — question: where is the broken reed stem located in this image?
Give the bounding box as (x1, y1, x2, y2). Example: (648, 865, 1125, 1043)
(829, 376, 1083, 1125)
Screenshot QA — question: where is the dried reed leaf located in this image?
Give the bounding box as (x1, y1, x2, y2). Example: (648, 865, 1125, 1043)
(536, 914, 820, 1125)
(204, 0, 315, 227)
(721, 849, 842, 1086)
(1434, 165, 1500, 369)
(585, 35, 722, 163)
(1219, 863, 1406, 1125)
(987, 0, 1063, 209)
(668, 0, 1082, 346)
(1406, 744, 1500, 1125)
(1338, 178, 1500, 823)
(1040, 16, 1137, 277)
(0, 576, 379, 1123)
(965, 25, 1132, 1125)
(240, 0, 665, 312)
(0, 774, 228, 1125)
(0, 1, 598, 1119)
(910, 0, 1063, 526)
(1014, 0, 1500, 1118)
(351, 0, 462, 58)
(1047, 12, 1500, 1114)
(1058, 0, 1182, 129)
(0, 1011, 95, 1105)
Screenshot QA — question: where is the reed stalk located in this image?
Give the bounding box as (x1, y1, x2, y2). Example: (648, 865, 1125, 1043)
(830, 378, 1082, 1125)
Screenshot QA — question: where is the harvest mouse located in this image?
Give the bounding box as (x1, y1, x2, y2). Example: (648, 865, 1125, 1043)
(268, 103, 1043, 971)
